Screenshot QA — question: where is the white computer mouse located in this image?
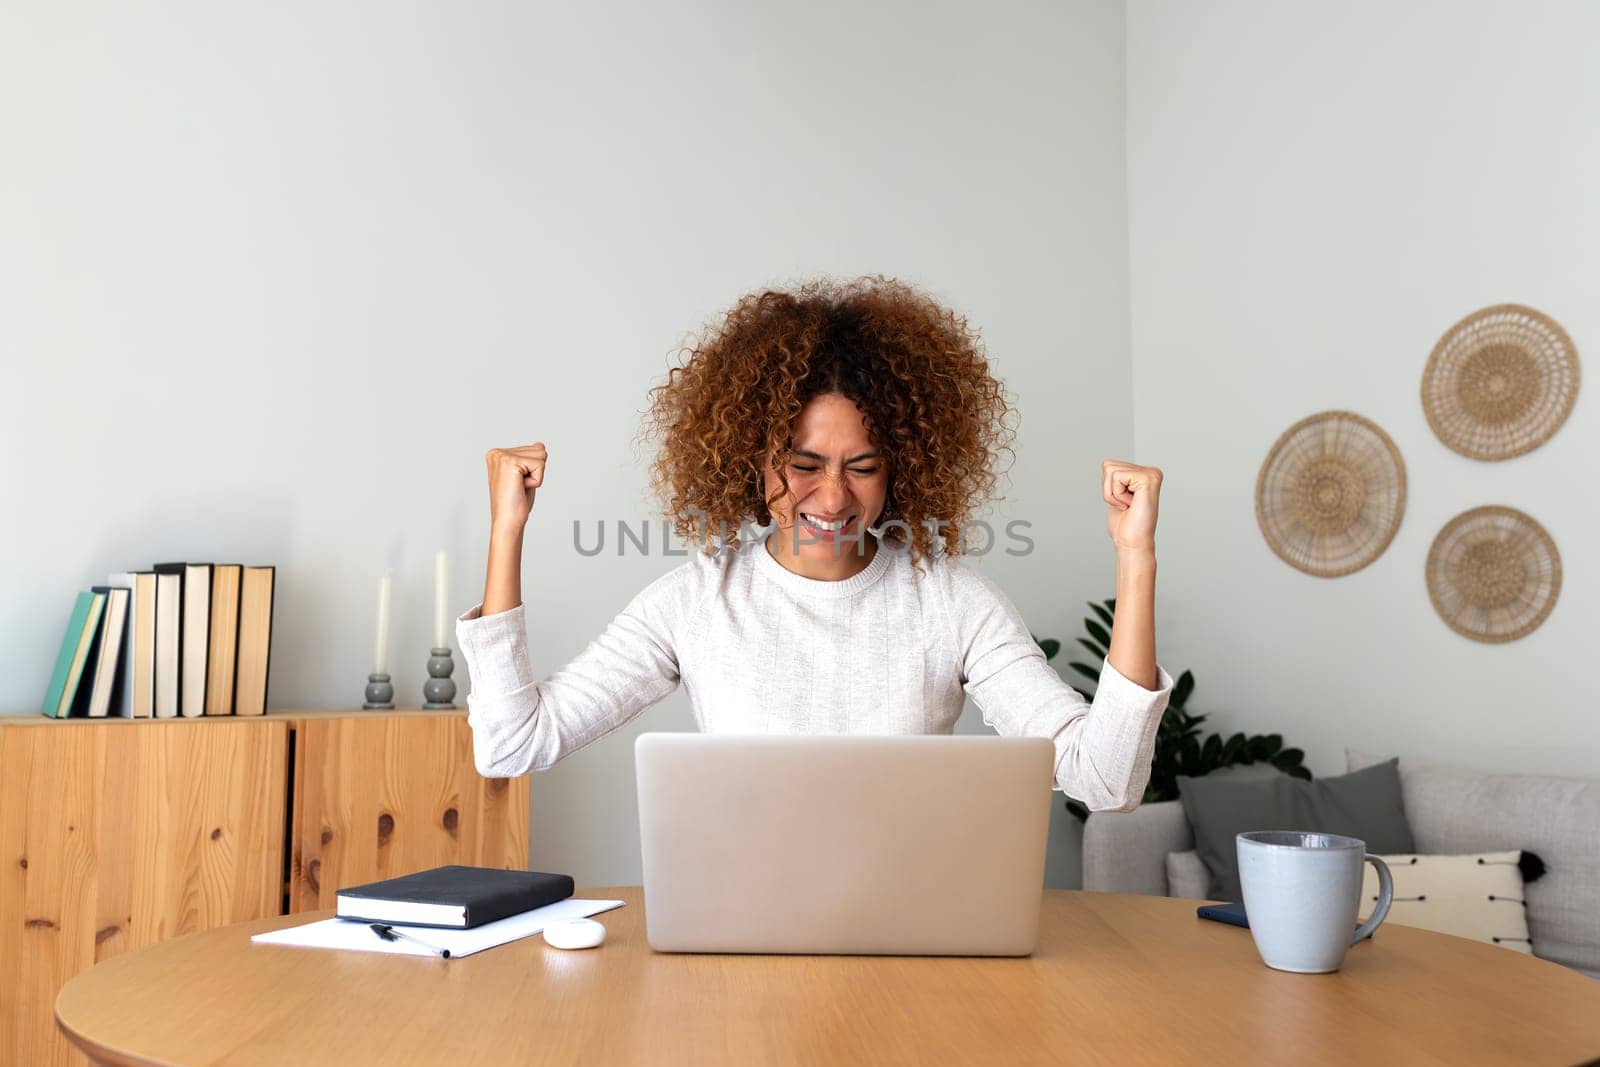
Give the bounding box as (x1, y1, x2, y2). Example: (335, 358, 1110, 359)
(543, 918, 606, 950)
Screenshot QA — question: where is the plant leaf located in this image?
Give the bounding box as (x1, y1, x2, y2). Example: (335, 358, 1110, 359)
(1104, 598, 1116, 613)
(1068, 662, 1102, 685)
(1249, 734, 1283, 759)
(1084, 620, 1112, 648)
(1076, 637, 1107, 660)
(1037, 638, 1061, 660)
(1171, 670, 1195, 707)
(1089, 602, 1114, 629)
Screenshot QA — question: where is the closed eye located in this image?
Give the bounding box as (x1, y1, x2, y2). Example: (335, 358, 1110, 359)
(792, 464, 879, 475)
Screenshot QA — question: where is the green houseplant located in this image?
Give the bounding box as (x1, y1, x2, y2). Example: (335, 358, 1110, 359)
(1036, 599, 1311, 822)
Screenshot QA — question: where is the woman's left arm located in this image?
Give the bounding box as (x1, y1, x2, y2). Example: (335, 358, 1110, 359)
(1102, 460, 1162, 690)
(946, 460, 1171, 812)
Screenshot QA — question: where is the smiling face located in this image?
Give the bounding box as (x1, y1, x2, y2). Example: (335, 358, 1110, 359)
(762, 392, 890, 580)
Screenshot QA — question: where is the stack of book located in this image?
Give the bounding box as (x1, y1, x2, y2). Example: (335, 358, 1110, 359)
(42, 563, 276, 719)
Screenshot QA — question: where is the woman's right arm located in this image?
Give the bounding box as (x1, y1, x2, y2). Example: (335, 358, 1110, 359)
(458, 444, 693, 778)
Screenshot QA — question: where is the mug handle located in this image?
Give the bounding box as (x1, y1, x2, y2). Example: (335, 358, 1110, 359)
(1352, 854, 1393, 944)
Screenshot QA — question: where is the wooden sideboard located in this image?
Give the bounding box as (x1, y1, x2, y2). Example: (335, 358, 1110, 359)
(0, 709, 529, 1066)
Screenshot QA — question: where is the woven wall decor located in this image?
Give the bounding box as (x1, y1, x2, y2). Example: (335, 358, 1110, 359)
(1421, 303, 1580, 460)
(1426, 506, 1561, 643)
(1255, 411, 1407, 577)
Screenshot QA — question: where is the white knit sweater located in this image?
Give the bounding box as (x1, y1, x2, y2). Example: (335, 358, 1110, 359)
(456, 541, 1173, 811)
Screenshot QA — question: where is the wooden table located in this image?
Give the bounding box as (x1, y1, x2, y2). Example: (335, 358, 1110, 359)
(56, 887, 1600, 1066)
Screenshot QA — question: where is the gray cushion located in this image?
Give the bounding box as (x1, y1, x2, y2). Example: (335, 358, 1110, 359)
(1348, 749, 1600, 980)
(1081, 800, 1192, 895)
(1178, 758, 1415, 902)
(1081, 766, 1280, 896)
(1165, 850, 1210, 899)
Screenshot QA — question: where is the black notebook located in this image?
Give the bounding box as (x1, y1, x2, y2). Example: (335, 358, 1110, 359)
(335, 866, 575, 929)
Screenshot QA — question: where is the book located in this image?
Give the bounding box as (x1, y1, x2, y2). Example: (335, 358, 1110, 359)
(205, 564, 243, 715)
(169, 563, 213, 718)
(84, 586, 130, 718)
(334, 866, 576, 929)
(108, 572, 156, 717)
(257, 897, 625, 958)
(42, 592, 100, 718)
(152, 565, 183, 718)
(234, 565, 275, 716)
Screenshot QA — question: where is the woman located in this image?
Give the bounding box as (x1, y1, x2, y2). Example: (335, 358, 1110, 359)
(458, 276, 1171, 812)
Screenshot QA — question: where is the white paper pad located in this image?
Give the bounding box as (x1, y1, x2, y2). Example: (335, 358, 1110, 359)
(251, 898, 626, 959)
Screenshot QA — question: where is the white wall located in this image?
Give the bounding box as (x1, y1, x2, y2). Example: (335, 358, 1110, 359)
(1126, 1, 1597, 780)
(2, 1, 1134, 887)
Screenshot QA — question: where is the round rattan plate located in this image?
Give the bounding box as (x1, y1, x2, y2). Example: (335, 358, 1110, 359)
(1255, 411, 1407, 577)
(1426, 506, 1561, 643)
(1421, 304, 1580, 460)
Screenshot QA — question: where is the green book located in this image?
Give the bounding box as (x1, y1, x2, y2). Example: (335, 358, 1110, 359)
(42, 592, 105, 718)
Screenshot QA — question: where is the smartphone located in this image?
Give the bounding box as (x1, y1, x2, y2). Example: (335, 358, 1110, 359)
(1197, 900, 1362, 933)
(1196, 901, 1249, 928)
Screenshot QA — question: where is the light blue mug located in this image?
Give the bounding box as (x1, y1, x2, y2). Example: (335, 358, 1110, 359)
(1236, 831, 1394, 974)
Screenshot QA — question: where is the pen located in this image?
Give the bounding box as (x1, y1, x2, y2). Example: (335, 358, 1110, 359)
(369, 923, 452, 958)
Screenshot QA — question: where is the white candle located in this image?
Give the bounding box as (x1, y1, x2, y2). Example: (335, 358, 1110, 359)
(374, 570, 392, 675)
(434, 550, 448, 649)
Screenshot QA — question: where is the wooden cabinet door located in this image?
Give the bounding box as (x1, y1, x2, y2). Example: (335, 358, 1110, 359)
(1, 719, 288, 1066)
(287, 714, 528, 912)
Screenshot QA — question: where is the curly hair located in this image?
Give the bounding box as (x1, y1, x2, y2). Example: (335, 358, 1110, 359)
(644, 275, 1016, 565)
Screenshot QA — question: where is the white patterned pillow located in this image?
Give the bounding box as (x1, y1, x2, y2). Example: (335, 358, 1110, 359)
(1361, 851, 1533, 954)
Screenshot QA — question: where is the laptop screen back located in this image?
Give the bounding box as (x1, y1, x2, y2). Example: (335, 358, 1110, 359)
(636, 733, 1054, 956)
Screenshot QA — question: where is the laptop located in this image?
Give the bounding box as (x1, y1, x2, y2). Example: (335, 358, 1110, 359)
(635, 733, 1054, 956)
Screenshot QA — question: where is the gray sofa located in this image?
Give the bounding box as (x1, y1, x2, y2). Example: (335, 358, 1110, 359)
(1081, 750, 1600, 980)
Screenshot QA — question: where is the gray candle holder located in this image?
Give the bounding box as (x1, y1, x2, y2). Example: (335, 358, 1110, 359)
(422, 648, 457, 709)
(363, 673, 395, 709)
